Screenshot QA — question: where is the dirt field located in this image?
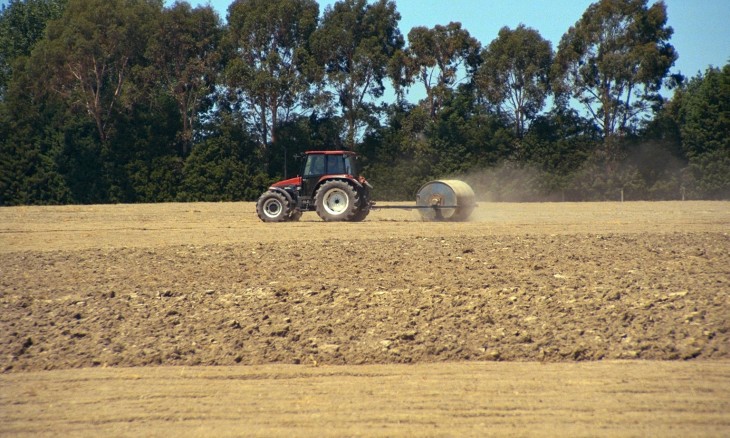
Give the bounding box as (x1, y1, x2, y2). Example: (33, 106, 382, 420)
(1, 200, 729, 436)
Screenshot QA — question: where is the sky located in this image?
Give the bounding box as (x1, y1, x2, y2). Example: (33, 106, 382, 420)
(170, 0, 729, 81)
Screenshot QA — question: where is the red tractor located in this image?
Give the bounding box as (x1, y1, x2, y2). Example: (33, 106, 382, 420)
(256, 150, 372, 222)
(256, 150, 476, 222)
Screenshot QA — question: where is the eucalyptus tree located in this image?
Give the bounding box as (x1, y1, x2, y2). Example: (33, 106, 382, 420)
(405, 22, 480, 119)
(553, 0, 677, 165)
(476, 24, 552, 140)
(225, 0, 319, 149)
(311, 0, 403, 149)
(147, 1, 222, 155)
(36, 0, 160, 143)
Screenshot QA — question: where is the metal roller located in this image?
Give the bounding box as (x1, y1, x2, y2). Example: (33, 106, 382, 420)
(415, 179, 476, 221)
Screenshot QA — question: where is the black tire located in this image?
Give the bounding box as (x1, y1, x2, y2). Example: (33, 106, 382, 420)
(351, 187, 371, 222)
(350, 206, 370, 222)
(256, 191, 291, 222)
(289, 209, 303, 221)
(314, 180, 359, 221)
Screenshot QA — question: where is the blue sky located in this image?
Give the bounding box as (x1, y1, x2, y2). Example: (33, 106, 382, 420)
(171, 0, 729, 80)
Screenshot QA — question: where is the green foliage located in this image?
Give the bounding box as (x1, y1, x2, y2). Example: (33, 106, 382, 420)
(476, 24, 552, 140)
(686, 149, 730, 199)
(679, 66, 730, 159)
(524, 108, 598, 173)
(105, 93, 183, 202)
(0, 0, 66, 97)
(36, 0, 160, 142)
(146, 1, 222, 155)
(179, 115, 269, 201)
(431, 87, 514, 173)
(522, 107, 599, 195)
(406, 22, 481, 118)
(225, 0, 319, 148)
(361, 104, 434, 200)
(311, 0, 404, 148)
(0, 0, 728, 205)
(0, 123, 71, 205)
(676, 66, 730, 198)
(0, 52, 71, 204)
(553, 0, 677, 156)
(363, 88, 514, 200)
(268, 113, 346, 179)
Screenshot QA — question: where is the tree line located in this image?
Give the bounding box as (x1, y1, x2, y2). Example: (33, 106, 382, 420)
(0, 0, 727, 205)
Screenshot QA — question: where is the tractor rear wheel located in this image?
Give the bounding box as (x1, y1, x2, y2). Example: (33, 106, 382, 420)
(315, 180, 359, 221)
(256, 190, 291, 222)
(350, 205, 370, 222)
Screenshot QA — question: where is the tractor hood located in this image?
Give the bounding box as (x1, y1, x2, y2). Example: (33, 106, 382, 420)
(271, 176, 302, 188)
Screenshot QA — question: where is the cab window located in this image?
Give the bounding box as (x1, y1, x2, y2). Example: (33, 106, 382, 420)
(344, 156, 355, 175)
(326, 155, 345, 174)
(304, 155, 325, 176)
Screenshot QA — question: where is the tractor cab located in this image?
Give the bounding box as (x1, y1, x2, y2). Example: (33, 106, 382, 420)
(300, 151, 363, 200)
(302, 151, 359, 177)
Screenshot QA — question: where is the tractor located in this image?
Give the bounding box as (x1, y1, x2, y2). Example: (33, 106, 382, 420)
(256, 150, 476, 222)
(256, 150, 371, 222)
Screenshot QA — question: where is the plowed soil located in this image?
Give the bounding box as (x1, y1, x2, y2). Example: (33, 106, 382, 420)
(1, 201, 729, 436)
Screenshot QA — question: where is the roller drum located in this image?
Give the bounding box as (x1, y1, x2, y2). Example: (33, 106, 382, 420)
(416, 179, 476, 221)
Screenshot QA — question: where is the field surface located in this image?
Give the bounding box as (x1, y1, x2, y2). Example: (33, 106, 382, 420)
(1, 201, 729, 436)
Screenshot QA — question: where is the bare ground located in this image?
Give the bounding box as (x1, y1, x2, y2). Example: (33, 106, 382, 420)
(2, 361, 729, 437)
(1, 201, 729, 436)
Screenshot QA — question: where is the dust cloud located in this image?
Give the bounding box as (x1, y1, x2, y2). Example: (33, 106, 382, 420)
(446, 162, 561, 203)
(445, 140, 696, 204)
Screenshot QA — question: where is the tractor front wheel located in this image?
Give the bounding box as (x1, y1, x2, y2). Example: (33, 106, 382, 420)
(315, 180, 359, 221)
(256, 190, 291, 222)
